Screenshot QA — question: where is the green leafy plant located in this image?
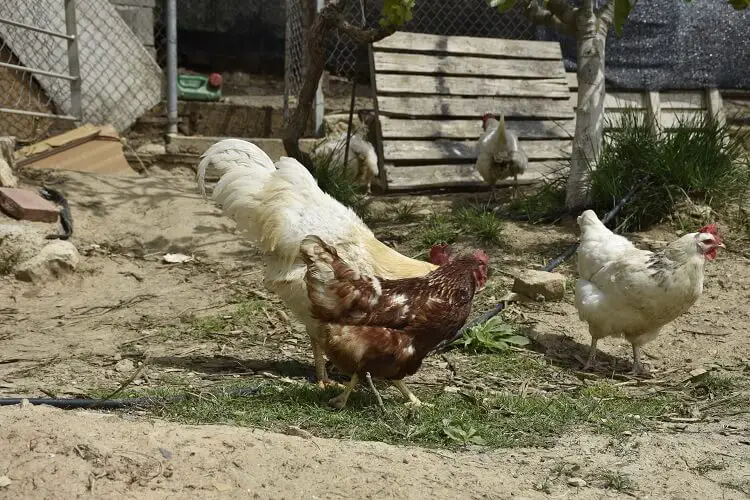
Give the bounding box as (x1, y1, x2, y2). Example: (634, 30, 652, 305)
(454, 205, 505, 244)
(416, 214, 459, 250)
(442, 418, 487, 446)
(380, 0, 415, 28)
(453, 316, 530, 354)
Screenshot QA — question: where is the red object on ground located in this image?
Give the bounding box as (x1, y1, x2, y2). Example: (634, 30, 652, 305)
(208, 73, 223, 88)
(0, 187, 59, 223)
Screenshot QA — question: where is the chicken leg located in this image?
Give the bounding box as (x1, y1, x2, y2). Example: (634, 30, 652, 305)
(630, 344, 653, 378)
(328, 373, 359, 409)
(312, 340, 343, 389)
(582, 337, 599, 371)
(392, 380, 433, 408)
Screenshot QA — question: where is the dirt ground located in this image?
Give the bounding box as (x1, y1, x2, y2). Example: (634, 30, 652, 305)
(1, 166, 750, 499)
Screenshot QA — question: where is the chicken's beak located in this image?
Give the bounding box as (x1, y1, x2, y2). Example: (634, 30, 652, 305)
(717, 242, 726, 249)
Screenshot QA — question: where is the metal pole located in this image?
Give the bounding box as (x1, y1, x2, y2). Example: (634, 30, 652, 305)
(314, 0, 325, 136)
(64, 0, 81, 121)
(166, 0, 178, 135)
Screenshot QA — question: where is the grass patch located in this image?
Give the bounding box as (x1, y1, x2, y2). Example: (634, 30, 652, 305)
(471, 351, 548, 379)
(416, 214, 459, 249)
(452, 316, 529, 354)
(688, 373, 738, 398)
(181, 296, 267, 338)
(129, 379, 679, 450)
(394, 202, 419, 223)
(454, 205, 505, 244)
(507, 174, 567, 222)
(591, 110, 750, 231)
(310, 138, 370, 218)
(596, 470, 635, 492)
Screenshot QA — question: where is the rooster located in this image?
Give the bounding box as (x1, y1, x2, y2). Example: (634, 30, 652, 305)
(300, 235, 488, 409)
(476, 112, 528, 197)
(309, 132, 378, 192)
(575, 210, 725, 376)
(197, 139, 441, 386)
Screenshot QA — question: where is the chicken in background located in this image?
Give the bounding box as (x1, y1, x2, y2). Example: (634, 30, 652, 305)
(575, 210, 725, 376)
(476, 112, 529, 197)
(300, 235, 488, 409)
(197, 139, 442, 387)
(309, 132, 379, 192)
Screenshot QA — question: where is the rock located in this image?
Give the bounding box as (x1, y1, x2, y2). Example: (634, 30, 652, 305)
(14, 240, 80, 283)
(0, 475, 11, 488)
(0, 224, 46, 274)
(512, 270, 566, 302)
(0, 188, 59, 222)
(114, 359, 136, 373)
(567, 477, 587, 487)
(0, 159, 17, 188)
(135, 143, 166, 156)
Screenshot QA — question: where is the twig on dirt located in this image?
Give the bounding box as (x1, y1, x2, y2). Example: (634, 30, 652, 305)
(38, 387, 57, 398)
(440, 353, 458, 377)
(365, 372, 386, 412)
(682, 329, 730, 337)
(103, 355, 150, 400)
(71, 294, 158, 318)
(173, 302, 227, 319)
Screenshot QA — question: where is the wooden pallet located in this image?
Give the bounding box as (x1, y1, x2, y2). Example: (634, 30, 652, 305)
(369, 32, 575, 191)
(566, 73, 726, 129)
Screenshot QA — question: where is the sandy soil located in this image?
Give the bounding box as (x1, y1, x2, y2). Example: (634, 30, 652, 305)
(1, 166, 749, 499)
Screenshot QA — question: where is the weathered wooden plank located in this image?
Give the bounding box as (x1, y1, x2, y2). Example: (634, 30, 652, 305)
(569, 91, 647, 110)
(378, 96, 573, 119)
(384, 161, 567, 190)
(373, 52, 567, 79)
(375, 74, 569, 98)
(661, 92, 706, 110)
(705, 88, 725, 126)
(382, 139, 572, 162)
(566, 72, 578, 89)
(373, 32, 564, 60)
(379, 117, 574, 140)
(647, 91, 662, 128)
(661, 110, 709, 128)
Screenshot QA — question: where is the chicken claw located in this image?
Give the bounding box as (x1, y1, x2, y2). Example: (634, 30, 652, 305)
(391, 380, 432, 408)
(404, 400, 434, 409)
(630, 345, 654, 378)
(317, 378, 345, 389)
(327, 374, 359, 410)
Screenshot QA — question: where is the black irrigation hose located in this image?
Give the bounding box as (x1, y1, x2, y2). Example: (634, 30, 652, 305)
(0, 387, 261, 409)
(430, 185, 640, 355)
(40, 186, 73, 240)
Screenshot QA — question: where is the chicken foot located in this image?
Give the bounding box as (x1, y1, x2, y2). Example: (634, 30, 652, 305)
(328, 373, 359, 409)
(312, 339, 343, 388)
(582, 338, 599, 371)
(392, 380, 433, 408)
(630, 344, 653, 378)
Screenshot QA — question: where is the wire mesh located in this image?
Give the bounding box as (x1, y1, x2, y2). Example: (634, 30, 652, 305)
(0, 0, 163, 144)
(284, 0, 538, 107)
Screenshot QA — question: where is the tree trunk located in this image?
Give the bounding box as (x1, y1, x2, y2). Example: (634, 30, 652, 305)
(565, 10, 608, 211)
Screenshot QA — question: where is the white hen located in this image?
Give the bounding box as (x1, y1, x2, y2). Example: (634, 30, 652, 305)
(196, 139, 437, 386)
(310, 132, 379, 191)
(476, 112, 528, 195)
(575, 210, 725, 376)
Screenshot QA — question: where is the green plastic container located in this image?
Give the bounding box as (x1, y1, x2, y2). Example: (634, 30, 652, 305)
(177, 73, 223, 101)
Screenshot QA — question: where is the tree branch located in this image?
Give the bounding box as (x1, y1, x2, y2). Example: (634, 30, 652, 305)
(282, 0, 396, 170)
(581, 0, 595, 16)
(522, 0, 576, 37)
(596, 0, 616, 36)
(546, 0, 578, 30)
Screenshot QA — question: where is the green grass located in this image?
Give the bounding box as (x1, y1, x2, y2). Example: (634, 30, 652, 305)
(451, 316, 529, 354)
(415, 204, 505, 250)
(471, 351, 548, 379)
(181, 296, 268, 338)
(310, 139, 370, 218)
(590, 110, 750, 231)
(596, 470, 635, 492)
(507, 174, 567, 223)
(688, 373, 738, 398)
(125, 379, 679, 450)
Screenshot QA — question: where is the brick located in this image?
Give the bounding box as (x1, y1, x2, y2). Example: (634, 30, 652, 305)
(0, 188, 59, 223)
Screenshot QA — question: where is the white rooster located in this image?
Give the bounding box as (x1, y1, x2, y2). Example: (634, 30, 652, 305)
(309, 132, 379, 191)
(575, 210, 725, 376)
(476, 112, 529, 196)
(197, 140, 439, 386)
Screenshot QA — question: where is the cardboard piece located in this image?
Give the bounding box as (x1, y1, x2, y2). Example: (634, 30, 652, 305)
(0, 187, 59, 222)
(15, 124, 137, 176)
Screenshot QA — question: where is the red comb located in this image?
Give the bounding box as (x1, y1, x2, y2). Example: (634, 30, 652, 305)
(698, 223, 718, 236)
(473, 249, 489, 264)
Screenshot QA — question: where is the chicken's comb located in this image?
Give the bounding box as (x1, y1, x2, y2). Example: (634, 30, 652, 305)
(698, 223, 719, 236)
(481, 112, 494, 121)
(473, 249, 490, 264)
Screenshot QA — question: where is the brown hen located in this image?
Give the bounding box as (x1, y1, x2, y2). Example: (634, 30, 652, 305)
(300, 235, 489, 409)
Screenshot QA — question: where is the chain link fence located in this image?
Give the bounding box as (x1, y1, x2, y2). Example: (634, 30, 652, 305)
(284, 0, 537, 112)
(0, 0, 163, 144)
